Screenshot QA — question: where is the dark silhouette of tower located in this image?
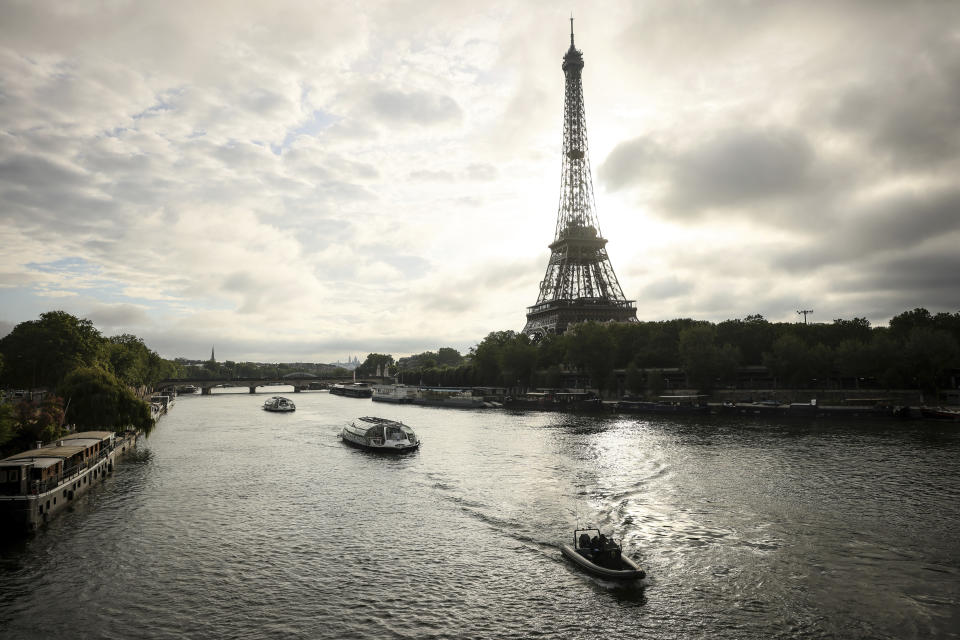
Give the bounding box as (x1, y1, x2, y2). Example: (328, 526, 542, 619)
(523, 20, 637, 338)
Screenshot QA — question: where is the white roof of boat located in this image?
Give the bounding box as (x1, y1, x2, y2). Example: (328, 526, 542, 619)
(0, 457, 62, 468)
(3, 444, 88, 461)
(62, 431, 114, 440)
(55, 437, 104, 448)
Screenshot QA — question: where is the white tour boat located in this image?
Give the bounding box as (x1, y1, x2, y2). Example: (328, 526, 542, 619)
(263, 396, 296, 412)
(340, 416, 420, 452)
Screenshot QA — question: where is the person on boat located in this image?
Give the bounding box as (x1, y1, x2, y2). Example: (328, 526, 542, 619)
(604, 537, 622, 568)
(578, 533, 591, 551)
(596, 536, 610, 568)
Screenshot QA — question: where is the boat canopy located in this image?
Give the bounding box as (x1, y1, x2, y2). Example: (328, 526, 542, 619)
(345, 417, 415, 439)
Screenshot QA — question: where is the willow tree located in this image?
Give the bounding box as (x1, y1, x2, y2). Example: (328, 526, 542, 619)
(58, 366, 154, 433)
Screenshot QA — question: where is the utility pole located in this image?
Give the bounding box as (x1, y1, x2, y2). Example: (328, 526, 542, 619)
(797, 309, 813, 324)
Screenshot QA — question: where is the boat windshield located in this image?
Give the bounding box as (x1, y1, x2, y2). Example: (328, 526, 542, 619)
(385, 426, 406, 440)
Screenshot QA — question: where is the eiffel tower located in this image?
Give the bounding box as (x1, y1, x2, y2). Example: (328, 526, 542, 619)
(523, 20, 637, 339)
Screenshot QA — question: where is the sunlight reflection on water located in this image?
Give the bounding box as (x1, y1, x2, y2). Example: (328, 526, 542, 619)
(1, 390, 958, 639)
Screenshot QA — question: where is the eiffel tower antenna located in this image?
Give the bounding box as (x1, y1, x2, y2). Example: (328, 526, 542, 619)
(523, 20, 637, 339)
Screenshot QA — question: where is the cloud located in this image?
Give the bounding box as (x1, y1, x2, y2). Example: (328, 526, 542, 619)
(86, 303, 152, 329)
(774, 186, 960, 271)
(367, 89, 462, 126)
(2, 1, 960, 361)
(599, 127, 818, 219)
(464, 163, 498, 181)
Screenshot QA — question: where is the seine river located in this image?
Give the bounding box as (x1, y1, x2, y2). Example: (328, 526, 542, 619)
(2, 388, 959, 639)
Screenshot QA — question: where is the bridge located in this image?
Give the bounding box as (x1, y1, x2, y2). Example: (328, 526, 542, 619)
(156, 376, 378, 395)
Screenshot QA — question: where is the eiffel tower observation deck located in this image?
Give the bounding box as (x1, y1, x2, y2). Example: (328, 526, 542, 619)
(523, 20, 637, 339)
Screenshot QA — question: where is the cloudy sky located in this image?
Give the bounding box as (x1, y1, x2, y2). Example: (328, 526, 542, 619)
(1, 1, 959, 363)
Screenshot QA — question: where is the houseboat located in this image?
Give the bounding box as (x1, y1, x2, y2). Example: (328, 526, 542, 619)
(329, 383, 373, 398)
(414, 387, 487, 409)
(0, 431, 137, 533)
(263, 396, 296, 412)
(372, 383, 417, 404)
(340, 416, 420, 452)
(616, 395, 710, 415)
(504, 390, 603, 412)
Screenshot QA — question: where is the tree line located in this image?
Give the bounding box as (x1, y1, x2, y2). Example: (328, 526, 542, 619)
(2, 306, 957, 456)
(383, 308, 960, 398)
(0, 311, 177, 456)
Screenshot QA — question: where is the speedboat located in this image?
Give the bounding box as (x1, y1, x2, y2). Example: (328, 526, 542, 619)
(263, 396, 296, 412)
(340, 416, 419, 452)
(560, 528, 645, 580)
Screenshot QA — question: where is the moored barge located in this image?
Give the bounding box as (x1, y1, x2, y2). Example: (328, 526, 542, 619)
(372, 383, 417, 404)
(330, 383, 373, 398)
(0, 431, 137, 533)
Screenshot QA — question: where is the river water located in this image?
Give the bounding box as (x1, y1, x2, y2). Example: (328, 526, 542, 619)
(1, 388, 958, 639)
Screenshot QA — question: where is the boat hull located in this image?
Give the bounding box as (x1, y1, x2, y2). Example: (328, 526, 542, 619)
(371, 396, 412, 404)
(560, 544, 645, 580)
(339, 430, 419, 453)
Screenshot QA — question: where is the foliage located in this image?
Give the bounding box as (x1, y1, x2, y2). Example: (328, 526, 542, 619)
(678, 325, 741, 392)
(0, 401, 14, 450)
(903, 327, 960, 394)
(107, 334, 178, 388)
(58, 367, 154, 433)
(498, 334, 538, 390)
(436, 348, 464, 367)
(0, 311, 103, 388)
(566, 322, 617, 394)
(384, 306, 960, 398)
(0, 312, 183, 393)
(358, 353, 394, 376)
(0, 396, 66, 457)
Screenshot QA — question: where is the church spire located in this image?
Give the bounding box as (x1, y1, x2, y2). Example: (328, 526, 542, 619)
(210, 345, 215, 363)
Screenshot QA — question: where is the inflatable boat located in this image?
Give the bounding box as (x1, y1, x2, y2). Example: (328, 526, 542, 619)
(560, 528, 645, 580)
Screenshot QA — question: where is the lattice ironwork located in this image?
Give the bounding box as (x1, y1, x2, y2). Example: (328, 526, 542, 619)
(523, 20, 637, 338)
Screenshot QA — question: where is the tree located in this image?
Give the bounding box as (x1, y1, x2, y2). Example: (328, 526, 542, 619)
(436, 348, 463, 367)
(0, 396, 67, 457)
(903, 327, 960, 397)
(679, 325, 741, 393)
(625, 362, 644, 396)
(763, 334, 808, 388)
(58, 367, 154, 433)
(359, 353, 394, 376)
(716, 315, 774, 365)
(472, 331, 518, 385)
(0, 400, 17, 451)
(834, 340, 872, 388)
(566, 322, 616, 395)
(499, 334, 538, 391)
(889, 308, 933, 339)
(830, 317, 872, 345)
(0, 311, 103, 388)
